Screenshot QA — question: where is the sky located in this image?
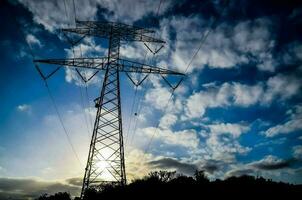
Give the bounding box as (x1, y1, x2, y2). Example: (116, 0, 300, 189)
(1, 0, 302, 199)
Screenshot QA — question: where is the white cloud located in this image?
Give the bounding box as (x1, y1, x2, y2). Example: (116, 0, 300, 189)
(264, 74, 302, 103)
(254, 137, 286, 148)
(25, 34, 42, 47)
(18, 0, 99, 32)
(17, 104, 32, 113)
(184, 83, 231, 118)
(202, 122, 251, 162)
(184, 73, 301, 119)
(232, 83, 264, 106)
(264, 119, 302, 137)
(143, 75, 184, 114)
(64, 38, 105, 86)
(159, 113, 178, 129)
(125, 148, 157, 181)
(100, 0, 173, 23)
(184, 82, 263, 119)
(18, 1, 108, 86)
(283, 42, 302, 64)
(208, 123, 250, 138)
(120, 42, 147, 60)
(157, 16, 276, 73)
(64, 38, 106, 58)
(19, 0, 174, 32)
(264, 105, 302, 137)
(64, 67, 102, 87)
(144, 85, 172, 110)
(250, 155, 282, 165)
(140, 127, 199, 149)
(205, 133, 250, 162)
(293, 145, 302, 159)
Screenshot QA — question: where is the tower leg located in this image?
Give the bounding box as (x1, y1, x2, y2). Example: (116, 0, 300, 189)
(80, 32, 126, 198)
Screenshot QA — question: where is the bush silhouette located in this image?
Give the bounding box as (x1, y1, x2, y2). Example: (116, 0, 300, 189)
(36, 170, 302, 199)
(148, 170, 177, 183)
(36, 192, 71, 200)
(194, 170, 209, 184)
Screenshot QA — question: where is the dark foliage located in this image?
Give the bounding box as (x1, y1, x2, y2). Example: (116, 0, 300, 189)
(36, 192, 71, 200)
(37, 170, 302, 199)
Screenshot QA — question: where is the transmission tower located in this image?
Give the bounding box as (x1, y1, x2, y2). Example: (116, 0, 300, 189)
(34, 20, 184, 197)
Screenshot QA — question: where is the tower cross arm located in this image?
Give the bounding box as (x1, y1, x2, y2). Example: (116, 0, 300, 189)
(61, 27, 165, 43)
(75, 20, 155, 34)
(34, 57, 185, 76)
(61, 21, 165, 43)
(34, 57, 108, 70)
(117, 59, 185, 76)
(129, 33, 165, 43)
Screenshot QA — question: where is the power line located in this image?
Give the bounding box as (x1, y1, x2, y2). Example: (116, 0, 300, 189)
(141, 89, 175, 157)
(63, 0, 69, 22)
(184, 0, 229, 74)
(44, 81, 83, 167)
(125, 87, 138, 146)
(140, 0, 230, 162)
(78, 45, 95, 131)
(10, 7, 84, 168)
(128, 50, 167, 148)
(70, 0, 95, 132)
(126, 0, 165, 149)
(61, 0, 92, 139)
(127, 84, 146, 148)
(76, 73, 92, 138)
(135, 90, 175, 175)
(84, 82, 95, 130)
(72, 0, 77, 24)
(127, 68, 153, 148)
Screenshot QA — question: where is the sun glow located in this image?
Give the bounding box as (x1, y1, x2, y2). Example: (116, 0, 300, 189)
(94, 149, 117, 181)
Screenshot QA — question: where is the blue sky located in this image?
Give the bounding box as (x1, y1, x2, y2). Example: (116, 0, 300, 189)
(1, 0, 302, 198)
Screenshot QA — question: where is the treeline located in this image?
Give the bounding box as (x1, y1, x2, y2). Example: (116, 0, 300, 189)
(36, 170, 302, 200)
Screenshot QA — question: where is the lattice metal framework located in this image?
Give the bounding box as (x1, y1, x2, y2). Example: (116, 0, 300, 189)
(34, 20, 184, 198)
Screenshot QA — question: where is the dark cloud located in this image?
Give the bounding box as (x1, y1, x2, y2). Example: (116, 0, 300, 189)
(251, 158, 298, 170)
(0, 177, 80, 200)
(200, 160, 222, 174)
(253, 160, 291, 170)
(149, 158, 226, 176)
(225, 156, 302, 179)
(294, 167, 302, 174)
(226, 169, 255, 177)
(202, 164, 218, 174)
(65, 177, 83, 187)
(148, 158, 198, 175)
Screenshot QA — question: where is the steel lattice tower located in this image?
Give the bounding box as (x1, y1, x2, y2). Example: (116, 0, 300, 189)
(34, 20, 184, 198)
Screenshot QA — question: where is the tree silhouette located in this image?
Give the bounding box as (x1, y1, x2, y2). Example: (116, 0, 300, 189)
(148, 171, 177, 183)
(194, 170, 209, 184)
(36, 192, 71, 200)
(36, 170, 302, 200)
